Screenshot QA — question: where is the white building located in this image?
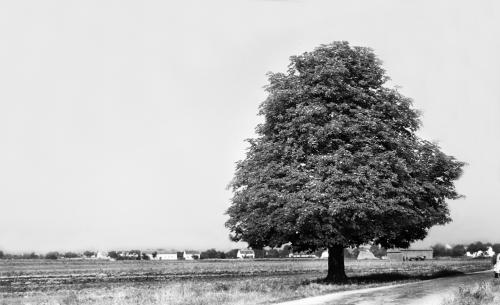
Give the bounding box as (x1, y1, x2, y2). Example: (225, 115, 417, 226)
(467, 247, 494, 258)
(156, 253, 178, 260)
(237, 249, 255, 259)
(183, 251, 200, 260)
(320, 250, 329, 259)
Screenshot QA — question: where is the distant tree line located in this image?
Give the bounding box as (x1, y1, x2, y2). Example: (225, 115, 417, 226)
(199, 246, 296, 259)
(0, 251, 83, 259)
(432, 242, 500, 257)
(199, 246, 317, 259)
(199, 245, 387, 260)
(0, 252, 41, 259)
(198, 248, 290, 259)
(0, 244, 386, 260)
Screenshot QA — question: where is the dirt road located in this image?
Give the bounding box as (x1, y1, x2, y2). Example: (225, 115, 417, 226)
(278, 270, 493, 305)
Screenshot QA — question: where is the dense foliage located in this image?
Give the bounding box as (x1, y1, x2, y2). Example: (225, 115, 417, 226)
(107, 251, 119, 260)
(432, 242, 500, 257)
(200, 249, 227, 259)
(45, 252, 60, 260)
(467, 242, 490, 253)
(226, 41, 465, 281)
(83, 251, 96, 258)
(63, 252, 79, 258)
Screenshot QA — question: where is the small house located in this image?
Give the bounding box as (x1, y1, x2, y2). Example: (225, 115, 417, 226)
(156, 253, 178, 260)
(386, 249, 404, 261)
(183, 250, 200, 260)
(467, 247, 494, 258)
(237, 249, 255, 259)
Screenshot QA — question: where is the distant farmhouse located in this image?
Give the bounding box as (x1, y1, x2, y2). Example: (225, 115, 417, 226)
(387, 248, 433, 261)
(155, 252, 178, 260)
(182, 251, 201, 260)
(144, 250, 200, 260)
(237, 249, 255, 259)
(86, 251, 108, 260)
(466, 246, 494, 258)
(87, 250, 200, 261)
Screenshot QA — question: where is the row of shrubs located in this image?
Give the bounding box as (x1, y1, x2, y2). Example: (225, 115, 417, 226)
(0, 250, 150, 260)
(0, 251, 84, 260)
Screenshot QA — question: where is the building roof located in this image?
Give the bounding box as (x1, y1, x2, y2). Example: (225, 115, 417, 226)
(239, 249, 255, 254)
(387, 248, 432, 253)
(402, 248, 433, 251)
(386, 249, 402, 253)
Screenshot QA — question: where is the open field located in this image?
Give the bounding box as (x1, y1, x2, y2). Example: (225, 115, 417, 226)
(0, 258, 492, 305)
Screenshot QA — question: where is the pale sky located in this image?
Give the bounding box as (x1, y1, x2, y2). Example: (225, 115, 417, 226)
(1, 0, 499, 253)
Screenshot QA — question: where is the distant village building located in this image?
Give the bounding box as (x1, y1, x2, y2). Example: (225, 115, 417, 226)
(118, 250, 202, 261)
(357, 245, 378, 260)
(466, 250, 478, 258)
(183, 251, 200, 260)
(386, 249, 403, 260)
(237, 249, 255, 259)
(320, 250, 329, 259)
(156, 252, 178, 260)
(122, 251, 140, 259)
(466, 246, 494, 258)
(387, 248, 433, 261)
(288, 252, 317, 258)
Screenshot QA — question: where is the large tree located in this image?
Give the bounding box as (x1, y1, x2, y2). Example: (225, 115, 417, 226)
(226, 41, 464, 282)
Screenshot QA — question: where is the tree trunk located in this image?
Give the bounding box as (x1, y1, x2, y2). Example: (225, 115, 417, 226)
(326, 245, 347, 283)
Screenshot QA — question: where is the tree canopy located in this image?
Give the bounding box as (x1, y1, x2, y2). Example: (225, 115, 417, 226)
(226, 41, 465, 282)
(467, 241, 490, 253)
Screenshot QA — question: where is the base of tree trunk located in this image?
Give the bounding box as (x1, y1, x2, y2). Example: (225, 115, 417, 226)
(325, 245, 348, 283)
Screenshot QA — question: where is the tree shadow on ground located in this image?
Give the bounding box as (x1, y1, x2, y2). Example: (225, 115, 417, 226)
(309, 269, 464, 286)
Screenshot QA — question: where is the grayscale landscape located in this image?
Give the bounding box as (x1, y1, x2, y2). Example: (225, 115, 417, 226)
(1, 1, 500, 304)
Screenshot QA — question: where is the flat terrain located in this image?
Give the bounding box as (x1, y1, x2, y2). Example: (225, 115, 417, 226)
(0, 258, 492, 305)
(278, 270, 494, 305)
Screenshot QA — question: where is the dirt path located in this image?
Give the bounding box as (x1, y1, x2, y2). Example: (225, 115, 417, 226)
(277, 270, 493, 305)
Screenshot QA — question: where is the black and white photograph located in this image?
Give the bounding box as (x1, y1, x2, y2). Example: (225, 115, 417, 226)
(1, 1, 499, 304)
